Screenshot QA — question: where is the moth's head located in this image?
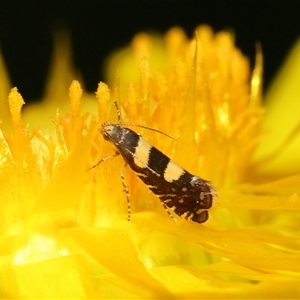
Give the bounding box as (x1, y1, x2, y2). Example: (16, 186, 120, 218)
(100, 122, 124, 144)
(100, 122, 114, 141)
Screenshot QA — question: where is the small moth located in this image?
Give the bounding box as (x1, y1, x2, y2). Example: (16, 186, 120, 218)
(96, 102, 216, 224)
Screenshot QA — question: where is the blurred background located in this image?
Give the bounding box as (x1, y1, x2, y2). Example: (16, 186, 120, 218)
(0, 0, 299, 104)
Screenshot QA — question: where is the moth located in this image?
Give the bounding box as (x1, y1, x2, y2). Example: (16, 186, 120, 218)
(96, 102, 216, 223)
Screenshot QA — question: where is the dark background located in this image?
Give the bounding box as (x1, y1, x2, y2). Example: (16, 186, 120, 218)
(0, 0, 299, 103)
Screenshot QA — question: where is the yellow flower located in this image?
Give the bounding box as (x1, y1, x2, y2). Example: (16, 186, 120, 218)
(0, 26, 300, 298)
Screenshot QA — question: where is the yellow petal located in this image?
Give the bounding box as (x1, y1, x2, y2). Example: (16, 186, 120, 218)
(134, 213, 300, 273)
(253, 38, 300, 177)
(0, 51, 12, 128)
(1, 254, 103, 298)
(65, 226, 172, 298)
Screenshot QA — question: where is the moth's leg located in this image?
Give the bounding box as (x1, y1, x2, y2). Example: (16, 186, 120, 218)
(120, 163, 131, 221)
(91, 151, 120, 169)
(162, 202, 177, 223)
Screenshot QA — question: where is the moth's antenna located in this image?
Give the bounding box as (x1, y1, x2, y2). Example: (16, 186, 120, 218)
(114, 100, 121, 123)
(113, 100, 175, 140)
(121, 123, 176, 140)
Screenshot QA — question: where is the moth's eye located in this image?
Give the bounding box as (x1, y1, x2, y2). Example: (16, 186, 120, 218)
(103, 133, 110, 141)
